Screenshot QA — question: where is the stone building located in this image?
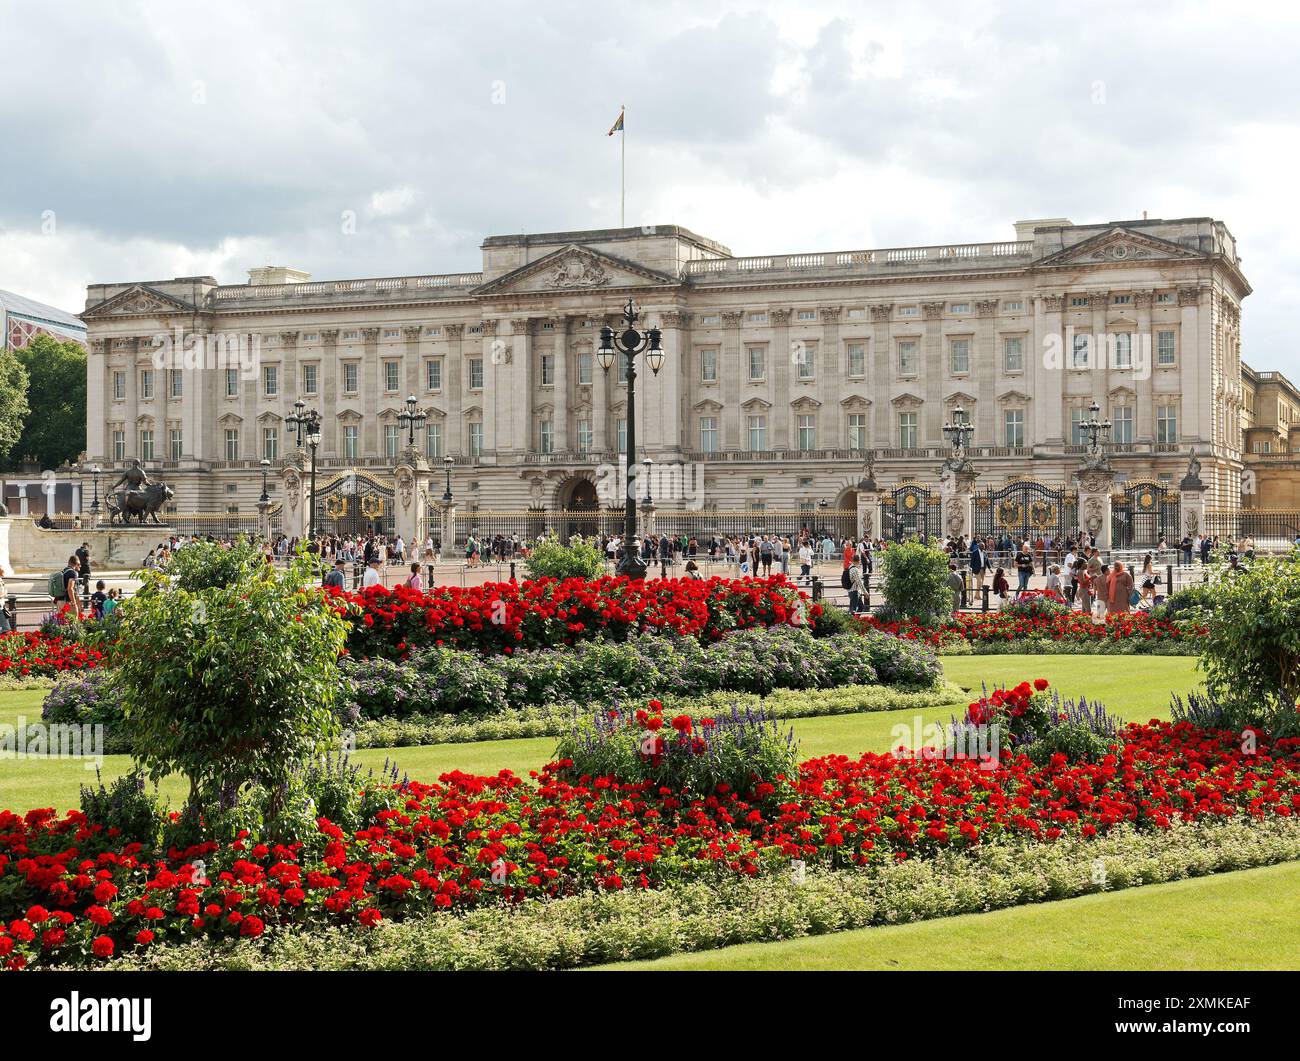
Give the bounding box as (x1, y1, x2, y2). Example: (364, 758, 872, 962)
(80, 215, 1256, 544)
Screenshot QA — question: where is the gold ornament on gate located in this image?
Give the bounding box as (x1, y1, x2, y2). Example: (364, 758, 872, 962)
(996, 500, 1023, 529)
(1029, 500, 1056, 529)
(325, 495, 347, 519)
(903, 493, 918, 510)
(360, 493, 385, 519)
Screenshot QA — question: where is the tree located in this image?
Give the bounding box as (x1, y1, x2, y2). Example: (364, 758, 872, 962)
(13, 333, 86, 469)
(524, 532, 606, 580)
(111, 544, 352, 815)
(0, 346, 30, 464)
(1196, 552, 1300, 737)
(880, 538, 954, 621)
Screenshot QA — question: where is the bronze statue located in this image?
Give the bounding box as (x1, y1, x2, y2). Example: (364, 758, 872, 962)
(106, 470, 174, 525)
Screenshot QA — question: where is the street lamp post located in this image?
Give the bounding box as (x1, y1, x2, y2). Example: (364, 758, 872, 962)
(87, 464, 102, 527)
(1080, 400, 1113, 455)
(597, 298, 663, 580)
(258, 459, 271, 504)
(398, 394, 427, 449)
(942, 405, 975, 457)
(442, 454, 454, 503)
(285, 400, 322, 539)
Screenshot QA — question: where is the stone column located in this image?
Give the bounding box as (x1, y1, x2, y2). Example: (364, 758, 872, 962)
(1075, 465, 1116, 551)
(939, 461, 979, 540)
(770, 308, 792, 449)
(655, 310, 688, 460)
(393, 453, 426, 545)
(280, 457, 308, 538)
(319, 329, 340, 456)
(921, 302, 945, 446)
(438, 500, 457, 550)
(856, 479, 879, 540)
(870, 304, 893, 448)
(720, 311, 744, 449)
(444, 324, 464, 456)
(1135, 290, 1154, 444)
(550, 316, 569, 453)
(819, 306, 841, 448)
(1036, 294, 1067, 449)
(360, 328, 381, 456)
(975, 300, 999, 447)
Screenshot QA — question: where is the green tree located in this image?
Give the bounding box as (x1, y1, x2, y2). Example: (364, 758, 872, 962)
(13, 333, 86, 469)
(0, 346, 31, 463)
(111, 544, 351, 815)
(1196, 552, 1300, 736)
(880, 538, 954, 621)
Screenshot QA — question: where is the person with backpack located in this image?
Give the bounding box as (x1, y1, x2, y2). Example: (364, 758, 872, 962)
(324, 559, 347, 591)
(50, 555, 82, 619)
(90, 580, 109, 620)
(76, 542, 92, 596)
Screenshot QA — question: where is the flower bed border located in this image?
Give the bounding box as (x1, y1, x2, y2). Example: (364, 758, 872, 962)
(108, 817, 1300, 971)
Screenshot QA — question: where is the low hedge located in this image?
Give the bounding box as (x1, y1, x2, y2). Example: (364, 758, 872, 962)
(108, 816, 1300, 971)
(938, 639, 1196, 656)
(347, 681, 971, 749)
(343, 625, 940, 723)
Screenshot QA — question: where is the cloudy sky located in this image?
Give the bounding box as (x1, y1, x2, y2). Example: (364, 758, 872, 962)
(2, 0, 1298, 373)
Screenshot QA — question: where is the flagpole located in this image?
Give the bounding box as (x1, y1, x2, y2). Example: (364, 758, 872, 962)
(620, 103, 625, 228)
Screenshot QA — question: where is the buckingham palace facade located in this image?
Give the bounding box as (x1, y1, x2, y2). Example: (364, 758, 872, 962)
(80, 215, 1253, 542)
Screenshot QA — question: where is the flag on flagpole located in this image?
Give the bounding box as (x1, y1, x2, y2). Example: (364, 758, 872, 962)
(607, 107, 625, 136)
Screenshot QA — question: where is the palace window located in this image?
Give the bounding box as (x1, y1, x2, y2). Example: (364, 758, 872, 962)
(797, 309, 817, 321)
(1071, 334, 1091, 369)
(343, 363, 359, 393)
(112, 430, 126, 460)
(384, 361, 399, 392)
(139, 369, 154, 399)
(576, 419, 593, 453)
(899, 412, 918, 450)
(224, 429, 239, 460)
(699, 416, 717, 453)
(1003, 336, 1024, 372)
(898, 340, 917, 375)
(384, 424, 400, 459)
(578, 350, 593, 385)
(426, 423, 442, 459)
(1004, 409, 1025, 447)
(540, 353, 555, 386)
(747, 345, 766, 381)
(1113, 332, 1132, 369)
(949, 302, 970, 314)
(263, 427, 278, 461)
(225, 368, 239, 397)
(1003, 300, 1024, 312)
(425, 359, 441, 391)
(950, 338, 970, 374)
(112, 372, 126, 400)
(139, 429, 154, 461)
(1156, 404, 1178, 443)
(1156, 330, 1176, 365)
(468, 422, 483, 456)
(263, 365, 278, 397)
(748, 415, 767, 451)
(1070, 406, 1086, 445)
(797, 414, 816, 451)
(170, 428, 183, 461)
(700, 347, 718, 382)
(796, 343, 816, 380)
(343, 425, 359, 459)
(1112, 405, 1133, 444)
(468, 358, 484, 390)
(616, 418, 627, 453)
(848, 412, 867, 450)
(539, 420, 554, 454)
(846, 342, 866, 377)
(169, 369, 183, 398)
(1156, 292, 1175, 304)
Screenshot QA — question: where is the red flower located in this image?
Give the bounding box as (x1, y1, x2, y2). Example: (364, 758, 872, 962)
(92, 935, 114, 958)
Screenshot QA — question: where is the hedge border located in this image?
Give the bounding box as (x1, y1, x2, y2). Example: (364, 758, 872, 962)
(348, 680, 971, 749)
(109, 816, 1300, 971)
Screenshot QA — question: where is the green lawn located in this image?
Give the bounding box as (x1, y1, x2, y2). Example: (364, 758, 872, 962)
(0, 654, 1204, 814)
(598, 861, 1300, 971)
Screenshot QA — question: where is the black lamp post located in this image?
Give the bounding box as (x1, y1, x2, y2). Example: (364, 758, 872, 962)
(442, 454, 454, 503)
(285, 400, 322, 538)
(258, 458, 271, 504)
(597, 298, 663, 580)
(87, 464, 101, 525)
(398, 394, 427, 449)
(942, 405, 975, 456)
(1081, 400, 1112, 454)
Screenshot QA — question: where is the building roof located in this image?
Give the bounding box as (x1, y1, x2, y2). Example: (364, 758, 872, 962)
(0, 288, 86, 333)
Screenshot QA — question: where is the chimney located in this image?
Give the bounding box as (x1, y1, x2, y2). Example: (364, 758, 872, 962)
(1013, 218, 1073, 242)
(247, 266, 311, 286)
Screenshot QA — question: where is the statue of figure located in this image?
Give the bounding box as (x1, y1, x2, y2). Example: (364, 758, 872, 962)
(110, 459, 153, 494)
(1181, 450, 1204, 491)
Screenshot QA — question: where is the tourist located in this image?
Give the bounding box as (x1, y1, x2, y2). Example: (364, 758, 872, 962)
(947, 562, 964, 612)
(969, 537, 986, 592)
(1107, 560, 1135, 614)
(1014, 540, 1034, 597)
(76, 542, 93, 594)
(91, 580, 108, 619)
(847, 560, 866, 613)
(684, 559, 703, 580)
(57, 554, 82, 619)
(404, 561, 424, 591)
(361, 556, 382, 589)
(1045, 564, 1063, 596)
(1074, 559, 1092, 614)
(797, 539, 813, 581)
(324, 559, 347, 591)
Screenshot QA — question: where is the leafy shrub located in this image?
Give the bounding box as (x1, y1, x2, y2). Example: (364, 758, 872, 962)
(1022, 694, 1125, 765)
(554, 700, 798, 800)
(1194, 553, 1300, 737)
(42, 670, 131, 754)
(112, 545, 351, 820)
(809, 601, 856, 637)
(855, 626, 942, 687)
(79, 769, 166, 848)
(1154, 582, 1215, 623)
(997, 590, 1070, 621)
(880, 538, 954, 621)
(523, 534, 606, 580)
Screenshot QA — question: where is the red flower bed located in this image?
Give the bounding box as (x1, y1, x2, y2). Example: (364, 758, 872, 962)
(338, 574, 816, 657)
(2, 696, 1297, 969)
(859, 609, 1201, 648)
(0, 632, 105, 678)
